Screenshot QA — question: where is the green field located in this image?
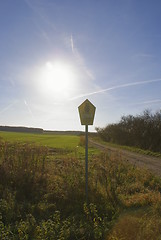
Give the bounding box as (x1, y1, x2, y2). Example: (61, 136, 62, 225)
(0, 131, 80, 149)
(0, 131, 100, 160)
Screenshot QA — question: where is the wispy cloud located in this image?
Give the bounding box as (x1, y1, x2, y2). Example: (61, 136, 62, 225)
(0, 100, 18, 114)
(70, 35, 74, 54)
(24, 0, 57, 40)
(133, 99, 161, 106)
(70, 78, 161, 100)
(70, 34, 95, 80)
(24, 100, 34, 119)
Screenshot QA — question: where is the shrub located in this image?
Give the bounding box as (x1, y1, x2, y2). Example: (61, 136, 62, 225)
(0, 142, 48, 203)
(79, 135, 86, 146)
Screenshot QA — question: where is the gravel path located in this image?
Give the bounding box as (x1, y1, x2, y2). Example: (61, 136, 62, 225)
(89, 140, 161, 177)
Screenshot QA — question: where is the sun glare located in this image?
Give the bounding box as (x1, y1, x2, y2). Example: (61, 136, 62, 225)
(38, 61, 76, 100)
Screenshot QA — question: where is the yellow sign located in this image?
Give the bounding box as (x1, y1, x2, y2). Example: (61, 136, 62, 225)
(78, 99, 96, 125)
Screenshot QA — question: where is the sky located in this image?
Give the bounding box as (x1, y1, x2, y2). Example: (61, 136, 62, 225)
(1, 0, 161, 131)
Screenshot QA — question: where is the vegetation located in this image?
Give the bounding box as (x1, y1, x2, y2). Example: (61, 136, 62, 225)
(96, 109, 161, 153)
(93, 137, 161, 158)
(0, 131, 80, 149)
(0, 126, 43, 134)
(0, 131, 100, 160)
(0, 133, 161, 239)
(0, 126, 84, 135)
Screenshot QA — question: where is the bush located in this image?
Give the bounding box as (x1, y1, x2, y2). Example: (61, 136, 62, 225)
(96, 109, 161, 153)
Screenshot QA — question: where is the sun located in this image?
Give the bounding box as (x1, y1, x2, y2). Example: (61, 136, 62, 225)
(38, 61, 76, 100)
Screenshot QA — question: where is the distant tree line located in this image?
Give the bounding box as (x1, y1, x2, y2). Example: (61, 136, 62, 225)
(44, 130, 84, 135)
(96, 110, 161, 153)
(0, 126, 43, 134)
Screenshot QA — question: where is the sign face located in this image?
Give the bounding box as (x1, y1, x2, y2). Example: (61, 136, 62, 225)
(78, 99, 96, 125)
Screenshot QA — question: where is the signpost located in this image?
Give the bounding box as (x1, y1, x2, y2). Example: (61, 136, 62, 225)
(78, 99, 96, 203)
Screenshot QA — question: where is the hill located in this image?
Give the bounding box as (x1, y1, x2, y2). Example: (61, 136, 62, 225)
(0, 126, 43, 134)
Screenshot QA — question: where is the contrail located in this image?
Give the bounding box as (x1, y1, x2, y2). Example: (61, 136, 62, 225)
(0, 100, 18, 114)
(70, 35, 95, 80)
(70, 78, 161, 100)
(24, 100, 34, 119)
(70, 34, 74, 54)
(24, 0, 57, 32)
(133, 99, 161, 106)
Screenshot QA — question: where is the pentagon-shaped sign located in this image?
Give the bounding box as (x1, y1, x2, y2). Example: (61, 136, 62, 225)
(78, 99, 96, 125)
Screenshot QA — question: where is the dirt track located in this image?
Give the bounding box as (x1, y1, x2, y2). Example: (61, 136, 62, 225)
(89, 140, 161, 177)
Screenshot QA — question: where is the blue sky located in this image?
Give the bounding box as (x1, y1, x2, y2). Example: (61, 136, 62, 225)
(1, 0, 161, 131)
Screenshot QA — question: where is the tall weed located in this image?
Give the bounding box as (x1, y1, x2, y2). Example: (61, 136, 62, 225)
(1, 140, 161, 239)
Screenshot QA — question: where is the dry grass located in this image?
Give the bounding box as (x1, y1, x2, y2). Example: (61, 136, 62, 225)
(108, 214, 141, 240)
(108, 210, 161, 240)
(1, 139, 161, 239)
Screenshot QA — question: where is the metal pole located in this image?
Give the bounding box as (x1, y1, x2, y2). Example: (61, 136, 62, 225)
(85, 125, 88, 203)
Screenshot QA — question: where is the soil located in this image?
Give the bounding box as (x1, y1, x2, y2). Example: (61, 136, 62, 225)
(89, 139, 161, 177)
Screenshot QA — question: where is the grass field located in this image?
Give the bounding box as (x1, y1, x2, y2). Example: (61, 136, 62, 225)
(0, 131, 80, 149)
(1, 131, 161, 239)
(0, 131, 100, 161)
